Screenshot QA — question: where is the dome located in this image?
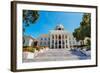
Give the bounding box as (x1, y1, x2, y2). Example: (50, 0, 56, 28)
(55, 24, 64, 30)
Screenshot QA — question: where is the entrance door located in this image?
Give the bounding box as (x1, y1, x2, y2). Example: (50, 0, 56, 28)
(59, 45, 61, 49)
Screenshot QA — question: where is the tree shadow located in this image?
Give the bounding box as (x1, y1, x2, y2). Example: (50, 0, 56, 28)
(70, 49, 91, 60)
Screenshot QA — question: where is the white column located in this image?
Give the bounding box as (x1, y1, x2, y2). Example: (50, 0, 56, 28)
(61, 34, 62, 49)
(57, 34, 59, 49)
(64, 35, 66, 49)
(29, 39, 33, 46)
(71, 39, 73, 49)
(54, 34, 55, 49)
(67, 36, 70, 49)
(50, 34, 52, 49)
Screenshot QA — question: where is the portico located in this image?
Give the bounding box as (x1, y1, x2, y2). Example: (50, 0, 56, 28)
(49, 24, 71, 49)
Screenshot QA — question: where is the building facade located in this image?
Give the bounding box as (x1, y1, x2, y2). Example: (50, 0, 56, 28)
(38, 34, 49, 47)
(38, 24, 77, 49)
(23, 35, 39, 47)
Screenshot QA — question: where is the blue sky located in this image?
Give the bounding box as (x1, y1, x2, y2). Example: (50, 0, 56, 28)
(23, 11, 83, 38)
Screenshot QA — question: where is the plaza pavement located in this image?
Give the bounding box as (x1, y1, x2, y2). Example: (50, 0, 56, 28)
(23, 49, 91, 62)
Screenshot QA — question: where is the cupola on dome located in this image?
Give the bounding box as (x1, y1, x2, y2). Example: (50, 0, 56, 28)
(55, 24, 64, 30)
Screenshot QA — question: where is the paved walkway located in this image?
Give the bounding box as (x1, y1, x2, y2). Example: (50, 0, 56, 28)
(23, 49, 83, 62)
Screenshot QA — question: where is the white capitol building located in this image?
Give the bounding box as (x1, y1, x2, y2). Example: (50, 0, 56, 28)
(38, 24, 80, 49)
(24, 24, 81, 49)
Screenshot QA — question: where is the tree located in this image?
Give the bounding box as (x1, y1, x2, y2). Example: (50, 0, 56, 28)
(73, 13, 91, 47)
(73, 28, 81, 41)
(86, 39, 91, 50)
(23, 10, 39, 44)
(23, 10, 39, 32)
(80, 13, 91, 38)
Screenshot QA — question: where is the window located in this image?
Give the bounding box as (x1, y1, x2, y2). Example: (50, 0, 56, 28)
(55, 40, 57, 44)
(56, 35, 57, 39)
(52, 40, 54, 43)
(59, 35, 61, 39)
(40, 42, 42, 45)
(48, 42, 49, 44)
(55, 45, 57, 48)
(52, 35, 54, 39)
(66, 40, 67, 43)
(41, 38, 43, 40)
(70, 41, 72, 44)
(65, 35, 67, 39)
(59, 40, 61, 44)
(52, 45, 54, 49)
(45, 38, 47, 40)
(44, 42, 46, 45)
(66, 45, 68, 48)
(63, 45, 64, 48)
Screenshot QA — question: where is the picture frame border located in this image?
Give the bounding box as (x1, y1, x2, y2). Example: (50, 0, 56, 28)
(11, 1, 98, 72)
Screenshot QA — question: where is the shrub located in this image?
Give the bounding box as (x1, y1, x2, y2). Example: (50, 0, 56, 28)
(23, 46, 28, 48)
(23, 47, 35, 53)
(35, 46, 41, 51)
